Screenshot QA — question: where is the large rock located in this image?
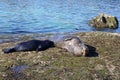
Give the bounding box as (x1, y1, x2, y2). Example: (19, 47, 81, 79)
(89, 13, 119, 29)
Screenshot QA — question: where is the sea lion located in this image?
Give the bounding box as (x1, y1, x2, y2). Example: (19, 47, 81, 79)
(2, 40, 54, 54)
(54, 36, 89, 57)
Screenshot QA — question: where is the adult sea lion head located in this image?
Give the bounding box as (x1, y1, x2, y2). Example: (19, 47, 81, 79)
(62, 36, 89, 57)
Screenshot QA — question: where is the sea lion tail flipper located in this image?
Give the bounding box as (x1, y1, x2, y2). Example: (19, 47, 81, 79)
(2, 48, 16, 54)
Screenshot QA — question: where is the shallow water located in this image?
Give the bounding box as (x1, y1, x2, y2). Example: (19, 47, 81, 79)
(0, 0, 120, 35)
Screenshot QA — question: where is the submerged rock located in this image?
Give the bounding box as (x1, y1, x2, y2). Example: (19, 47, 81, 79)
(89, 13, 119, 29)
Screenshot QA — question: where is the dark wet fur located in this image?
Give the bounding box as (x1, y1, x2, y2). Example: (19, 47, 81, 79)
(85, 45, 98, 57)
(2, 40, 54, 54)
(2, 48, 16, 53)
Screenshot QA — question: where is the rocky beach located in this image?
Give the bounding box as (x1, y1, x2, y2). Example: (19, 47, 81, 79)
(0, 32, 120, 80)
(0, 0, 120, 80)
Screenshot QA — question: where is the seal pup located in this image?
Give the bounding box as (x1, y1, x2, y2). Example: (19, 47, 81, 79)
(2, 40, 54, 54)
(54, 36, 88, 57)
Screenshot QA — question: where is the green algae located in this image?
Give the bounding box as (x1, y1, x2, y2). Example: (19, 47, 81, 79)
(0, 32, 120, 80)
(89, 13, 119, 29)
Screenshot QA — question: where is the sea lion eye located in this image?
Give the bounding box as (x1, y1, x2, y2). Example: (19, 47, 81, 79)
(64, 38, 72, 41)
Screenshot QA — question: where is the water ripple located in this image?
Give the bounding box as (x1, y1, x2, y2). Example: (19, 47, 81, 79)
(0, 0, 120, 34)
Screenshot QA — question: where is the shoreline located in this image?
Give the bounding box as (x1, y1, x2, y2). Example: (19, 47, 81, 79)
(0, 31, 120, 44)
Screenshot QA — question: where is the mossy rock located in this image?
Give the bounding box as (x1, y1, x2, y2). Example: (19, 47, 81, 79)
(89, 13, 119, 29)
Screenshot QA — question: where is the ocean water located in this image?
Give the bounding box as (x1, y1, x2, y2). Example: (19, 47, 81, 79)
(0, 0, 120, 35)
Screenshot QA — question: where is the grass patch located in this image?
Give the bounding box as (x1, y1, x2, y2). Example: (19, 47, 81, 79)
(0, 32, 119, 80)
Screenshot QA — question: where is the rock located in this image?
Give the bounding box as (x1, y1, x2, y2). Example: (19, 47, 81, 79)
(89, 13, 119, 29)
(54, 36, 89, 57)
